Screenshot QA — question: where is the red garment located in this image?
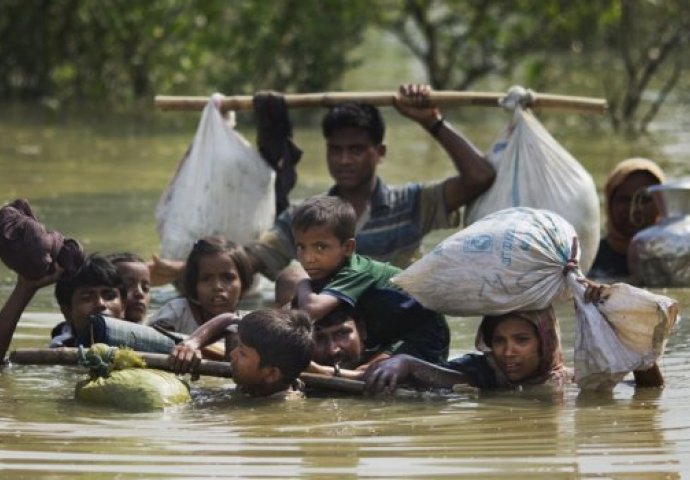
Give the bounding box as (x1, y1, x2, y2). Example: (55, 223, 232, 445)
(0, 198, 84, 280)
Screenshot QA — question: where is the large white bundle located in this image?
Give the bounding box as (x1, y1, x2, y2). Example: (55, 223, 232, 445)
(156, 94, 275, 260)
(465, 105, 599, 272)
(568, 274, 678, 390)
(392, 207, 577, 316)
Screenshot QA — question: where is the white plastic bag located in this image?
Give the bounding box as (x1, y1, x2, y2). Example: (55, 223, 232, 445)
(465, 104, 600, 272)
(156, 94, 275, 260)
(568, 274, 678, 390)
(392, 207, 577, 316)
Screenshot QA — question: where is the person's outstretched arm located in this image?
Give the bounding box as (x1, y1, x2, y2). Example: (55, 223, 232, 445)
(363, 354, 469, 395)
(0, 269, 63, 362)
(168, 312, 241, 374)
(295, 277, 339, 322)
(147, 254, 185, 287)
(394, 84, 496, 212)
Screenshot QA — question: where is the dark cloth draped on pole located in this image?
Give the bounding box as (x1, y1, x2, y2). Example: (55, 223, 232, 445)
(253, 92, 303, 216)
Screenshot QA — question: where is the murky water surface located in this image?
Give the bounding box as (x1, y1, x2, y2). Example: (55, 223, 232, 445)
(1, 98, 689, 478)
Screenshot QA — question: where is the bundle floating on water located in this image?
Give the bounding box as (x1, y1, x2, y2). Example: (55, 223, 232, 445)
(74, 344, 191, 412)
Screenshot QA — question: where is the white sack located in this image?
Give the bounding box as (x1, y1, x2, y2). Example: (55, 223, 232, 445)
(465, 106, 599, 272)
(568, 274, 678, 390)
(156, 94, 275, 260)
(392, 207, 577, 316)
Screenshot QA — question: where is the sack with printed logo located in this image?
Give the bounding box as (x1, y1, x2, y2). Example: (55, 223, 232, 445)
(392, 207, 577, 316)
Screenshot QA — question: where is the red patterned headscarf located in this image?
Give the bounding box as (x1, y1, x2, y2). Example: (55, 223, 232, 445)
(475, 306, 572, 388)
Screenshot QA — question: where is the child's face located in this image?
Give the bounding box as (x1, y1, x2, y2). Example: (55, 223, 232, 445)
(313, 318, 363, 369)
(66, 285, 124, 330)
(229, 339, 276, 390)
(293, 226, 354, 281)
(195, 253, 242, 321)
(115, 262, 151, 323)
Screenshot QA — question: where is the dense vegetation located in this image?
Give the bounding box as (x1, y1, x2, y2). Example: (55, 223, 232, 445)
(1, 0, 688, 132)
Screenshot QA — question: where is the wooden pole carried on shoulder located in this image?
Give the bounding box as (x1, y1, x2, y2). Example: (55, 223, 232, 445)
(155, 90, 608, 115)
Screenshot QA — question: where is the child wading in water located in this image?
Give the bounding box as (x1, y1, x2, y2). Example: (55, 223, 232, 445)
(147, 236, 253, 334)
(106, 252, 151, 323)
(169, 309, 314, 398)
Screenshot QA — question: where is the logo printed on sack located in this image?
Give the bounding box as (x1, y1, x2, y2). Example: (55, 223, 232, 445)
(464, 235, 493, 252)
(501, 227, 516, 266)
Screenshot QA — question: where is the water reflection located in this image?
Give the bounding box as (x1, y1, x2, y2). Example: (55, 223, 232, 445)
(1, 301, 690, 477)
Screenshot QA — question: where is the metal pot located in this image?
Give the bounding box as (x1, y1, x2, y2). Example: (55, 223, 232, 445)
(647, 177, 690, 218)
(629, 179, 690, 287)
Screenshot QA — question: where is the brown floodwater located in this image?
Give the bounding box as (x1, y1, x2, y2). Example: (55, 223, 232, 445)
(1, 96, 689, 478)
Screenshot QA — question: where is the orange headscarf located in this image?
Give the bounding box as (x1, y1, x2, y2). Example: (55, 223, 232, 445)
(475, 307, 572, 388)
(603, 158, 665, 254)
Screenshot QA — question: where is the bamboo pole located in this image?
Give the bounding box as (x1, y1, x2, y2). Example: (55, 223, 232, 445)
(8, 347, 375, 395)
(155, 90, 608, 115)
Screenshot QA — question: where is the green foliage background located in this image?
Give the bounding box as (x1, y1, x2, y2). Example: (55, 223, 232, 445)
(1, 0, 688, 131)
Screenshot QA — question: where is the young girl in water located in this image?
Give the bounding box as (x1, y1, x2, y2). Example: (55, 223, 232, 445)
(147, 236, 254, 334)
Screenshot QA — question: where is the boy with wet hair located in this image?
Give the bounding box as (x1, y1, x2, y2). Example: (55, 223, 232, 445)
(289, 196, 450, 374)
(169, 308, 314, 398)
(0, 254, 126, 361)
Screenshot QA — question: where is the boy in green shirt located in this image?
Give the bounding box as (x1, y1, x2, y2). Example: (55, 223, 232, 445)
(290, 196, 450, 372)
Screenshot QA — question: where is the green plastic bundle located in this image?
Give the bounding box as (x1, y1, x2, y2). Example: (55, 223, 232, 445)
(75, 344, 191, 411)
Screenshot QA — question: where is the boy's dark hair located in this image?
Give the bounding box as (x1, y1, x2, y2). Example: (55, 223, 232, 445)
(54, 254, 125, 309)
(105, 251, 145, 265)
(239, 309, 314, 384)
(321, 103, 385, 145)
(183, 236, 254, 300)
(291, 196, 356, 243)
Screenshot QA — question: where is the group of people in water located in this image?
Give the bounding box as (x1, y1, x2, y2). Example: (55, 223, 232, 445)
(0, 84, 668, 399)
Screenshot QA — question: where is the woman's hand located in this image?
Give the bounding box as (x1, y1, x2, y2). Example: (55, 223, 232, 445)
(579, 278, 612, 304)
(363, 354, 415, 395)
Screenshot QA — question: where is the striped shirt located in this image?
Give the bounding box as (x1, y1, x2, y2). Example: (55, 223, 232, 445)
(248, 177, 460, 280)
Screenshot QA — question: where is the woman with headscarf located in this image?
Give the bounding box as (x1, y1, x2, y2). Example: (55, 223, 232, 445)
(363, 281, 665, 394)
(363, 306, 572, 393)
(588, 158, 666, 279)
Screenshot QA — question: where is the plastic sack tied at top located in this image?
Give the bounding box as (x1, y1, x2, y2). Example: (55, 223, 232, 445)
(568, 274, 678, 390)
(465, 87, 600, 272)
(393, 207, 577, 317)
(155, 93, 276, 260)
